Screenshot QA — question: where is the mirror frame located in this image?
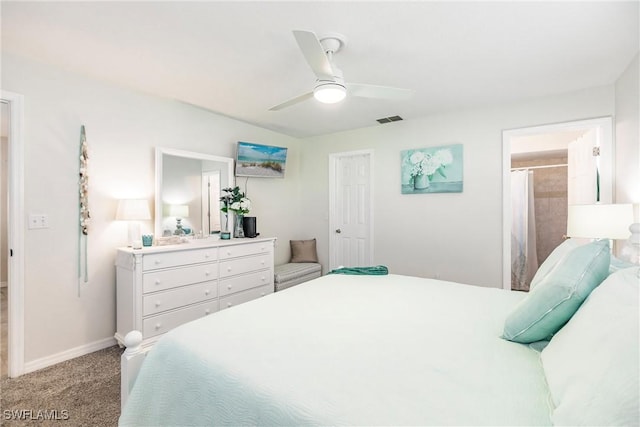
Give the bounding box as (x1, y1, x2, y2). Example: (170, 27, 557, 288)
(155, 147, 235, 238)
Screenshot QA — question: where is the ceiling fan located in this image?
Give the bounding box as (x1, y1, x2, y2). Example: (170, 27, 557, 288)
(269, 30, 413, 111)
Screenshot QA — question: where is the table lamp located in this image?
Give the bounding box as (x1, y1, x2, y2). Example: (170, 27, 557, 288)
(566, 203, 634, 240)
(169, 204, 189, 235)
(116, 199, 152, 247)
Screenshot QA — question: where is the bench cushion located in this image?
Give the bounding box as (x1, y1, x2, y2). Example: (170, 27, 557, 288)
(274, 262, 322, 284)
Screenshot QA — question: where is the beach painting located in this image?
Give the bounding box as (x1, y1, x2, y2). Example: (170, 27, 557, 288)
(235, 141, 288, 178)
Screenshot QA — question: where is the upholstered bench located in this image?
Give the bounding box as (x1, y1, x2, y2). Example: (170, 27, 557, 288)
(274, 262, 322, 292)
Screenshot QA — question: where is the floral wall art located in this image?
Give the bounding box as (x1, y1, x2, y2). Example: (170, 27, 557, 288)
(401, 144, 463, 194)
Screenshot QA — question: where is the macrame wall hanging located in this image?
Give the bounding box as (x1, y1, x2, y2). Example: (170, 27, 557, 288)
(78, 125, 90, 294)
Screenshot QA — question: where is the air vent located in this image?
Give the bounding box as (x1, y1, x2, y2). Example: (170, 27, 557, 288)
(376, 115, 403, 124)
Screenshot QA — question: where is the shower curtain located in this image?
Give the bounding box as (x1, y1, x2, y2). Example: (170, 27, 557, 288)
(511, 170, 539, 291)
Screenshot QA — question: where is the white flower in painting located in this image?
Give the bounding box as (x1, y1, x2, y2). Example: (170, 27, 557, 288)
(409, 151, 425, 164)
(422, 155, 441, 176)
(433, 149, 453, 166)
(408, 147, 454, 181)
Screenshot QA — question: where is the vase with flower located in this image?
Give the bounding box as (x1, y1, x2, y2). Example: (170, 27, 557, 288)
(220, 186, 251, 238)
(409, 148, 454, 190)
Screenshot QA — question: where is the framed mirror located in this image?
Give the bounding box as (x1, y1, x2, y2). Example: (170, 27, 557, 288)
(155, 147, 235, 238)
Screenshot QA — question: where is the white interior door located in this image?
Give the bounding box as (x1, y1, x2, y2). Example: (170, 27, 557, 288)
(568, 128, 600, 205)
(329, 151, 373, 271)
(201, 171, 221, 235)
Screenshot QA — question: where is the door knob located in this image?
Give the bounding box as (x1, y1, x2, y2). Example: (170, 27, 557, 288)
(335, 229, 342, 233)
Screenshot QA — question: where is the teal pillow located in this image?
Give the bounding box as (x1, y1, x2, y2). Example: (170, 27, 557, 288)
(503, 239, 610, 343)
(529, 239, 581, 290)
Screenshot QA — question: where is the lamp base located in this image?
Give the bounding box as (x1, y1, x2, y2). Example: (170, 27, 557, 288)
(128, 222, 141, 248)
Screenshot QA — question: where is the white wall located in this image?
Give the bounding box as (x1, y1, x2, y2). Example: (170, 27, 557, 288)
(2, 54, 302, 364)
(614, 53, 640, 204)
(299, 86, 616, 287)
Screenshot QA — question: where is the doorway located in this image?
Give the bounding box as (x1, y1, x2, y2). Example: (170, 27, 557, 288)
(329, 150, 374, 271)
(502, 117, 613, 290)
(1, 91, 25, 378)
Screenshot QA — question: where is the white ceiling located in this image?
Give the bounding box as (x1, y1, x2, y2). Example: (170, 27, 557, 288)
(2, 1, 638, 138)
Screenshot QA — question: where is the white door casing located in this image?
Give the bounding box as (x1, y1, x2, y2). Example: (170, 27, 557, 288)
(1, 90, 25, 377)
(329, 150, 374, 271)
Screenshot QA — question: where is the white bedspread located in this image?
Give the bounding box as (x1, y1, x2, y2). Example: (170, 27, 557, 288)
(120, 274, 552, 426)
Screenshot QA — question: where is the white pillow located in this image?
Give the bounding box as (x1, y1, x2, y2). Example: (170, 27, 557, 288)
(541, 267, 640, 426)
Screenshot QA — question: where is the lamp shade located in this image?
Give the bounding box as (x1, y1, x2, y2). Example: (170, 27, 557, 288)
(169, 204, 189, 218)
(567, 204, 634, 239)
(116, 199, 151, 221)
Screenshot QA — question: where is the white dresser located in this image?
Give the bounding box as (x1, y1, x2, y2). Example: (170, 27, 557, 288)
(115, 237, 275, 347)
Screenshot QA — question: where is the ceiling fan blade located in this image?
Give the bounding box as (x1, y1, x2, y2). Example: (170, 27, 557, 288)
(268, 91, 314, 111)
(293, 30, 334, 81)
(347, 83, 414, 100)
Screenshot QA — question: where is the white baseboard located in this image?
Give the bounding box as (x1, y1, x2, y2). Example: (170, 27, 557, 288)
(23, 336, 117, 375)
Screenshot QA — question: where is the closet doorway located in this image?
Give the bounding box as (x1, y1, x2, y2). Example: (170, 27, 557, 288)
(501, 117, 613, 291)
(1, 91, 25, 378)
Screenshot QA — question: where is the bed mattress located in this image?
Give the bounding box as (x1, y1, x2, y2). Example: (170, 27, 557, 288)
(120, 274, 552, 426)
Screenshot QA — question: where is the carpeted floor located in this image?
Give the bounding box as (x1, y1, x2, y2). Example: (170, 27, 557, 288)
(0, 345, 122, 426)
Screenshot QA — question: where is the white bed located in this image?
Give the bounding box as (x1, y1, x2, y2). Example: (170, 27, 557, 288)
(119, 258, 639, 426)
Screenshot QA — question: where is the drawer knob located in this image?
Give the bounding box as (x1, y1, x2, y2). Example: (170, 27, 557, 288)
(205, 309, 211, 315)
(155, 301, 161, 307)
(227, 284, 232, 290)
(227, 267, 232, 272)
(261, 292, 265, 297)
(227, 251, 231, 256)
(155, 323, 162, 330)
(205, 270, 210, 276)
(205, 290, 210, 296)
(155, 260, 161, 264)
(155, 279, 161, 285)
(205, 253, 210, 258)
(261, 260, 265, 265)
(227, 302, 232, 307)
(261, 276, 266, 281)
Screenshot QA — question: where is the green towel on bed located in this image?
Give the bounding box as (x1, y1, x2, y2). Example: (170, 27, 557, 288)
(328, 265, 389, 275)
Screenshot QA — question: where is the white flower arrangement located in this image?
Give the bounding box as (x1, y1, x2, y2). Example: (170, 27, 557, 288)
(409, 148, 453, 180)
(220, 186, 251, 215)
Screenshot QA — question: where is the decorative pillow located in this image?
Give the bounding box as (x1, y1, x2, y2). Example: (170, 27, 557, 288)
(503, 239, 610, 343)
(529, 238, 581, 290)
(290, 239, 318, 263)
(541, 267, 639, 426)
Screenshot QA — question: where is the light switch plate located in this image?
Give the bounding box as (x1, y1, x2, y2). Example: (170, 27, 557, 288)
(28, 214, 49, 229)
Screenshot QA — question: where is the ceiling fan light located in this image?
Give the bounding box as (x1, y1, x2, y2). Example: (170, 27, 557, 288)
(314, 83, 346, 104)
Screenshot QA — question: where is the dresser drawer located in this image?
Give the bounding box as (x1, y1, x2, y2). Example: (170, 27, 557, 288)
(219, 270, 272, 297)
(220, 253, 273, 278)
(143, 281, 217, 316)
(219, 284, 272, 311)
(143, 300, 218, 339)
(143, 263, 218, 293)
(219, 241, 272, 260)
(143, 248, 218, 271)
